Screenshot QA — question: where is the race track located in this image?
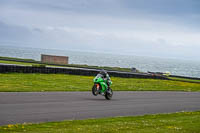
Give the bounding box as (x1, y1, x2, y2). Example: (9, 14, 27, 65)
(0, 91, 200, 125)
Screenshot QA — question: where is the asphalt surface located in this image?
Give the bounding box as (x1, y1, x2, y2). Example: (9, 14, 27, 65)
(0, 91, 200, 125)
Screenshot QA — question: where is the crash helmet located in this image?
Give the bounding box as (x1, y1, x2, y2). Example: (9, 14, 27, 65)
(99, 69, 107, 78)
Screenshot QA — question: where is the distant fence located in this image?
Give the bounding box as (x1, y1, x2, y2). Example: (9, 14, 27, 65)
(0, 64, 168, 79)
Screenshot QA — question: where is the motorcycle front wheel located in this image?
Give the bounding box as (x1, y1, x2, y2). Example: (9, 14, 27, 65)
(92, 84, 100, 96)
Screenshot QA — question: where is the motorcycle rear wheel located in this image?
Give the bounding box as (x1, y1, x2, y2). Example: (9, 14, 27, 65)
(105, 88, 113, 100)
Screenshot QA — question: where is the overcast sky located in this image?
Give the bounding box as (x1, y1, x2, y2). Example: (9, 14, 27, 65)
(0, 0, 200, 60)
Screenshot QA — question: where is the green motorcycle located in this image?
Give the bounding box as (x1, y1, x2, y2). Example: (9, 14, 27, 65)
(92, 74, 113, 100)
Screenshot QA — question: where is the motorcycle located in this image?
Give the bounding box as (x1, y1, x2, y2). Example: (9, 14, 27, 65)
(92, 74, 113, 100)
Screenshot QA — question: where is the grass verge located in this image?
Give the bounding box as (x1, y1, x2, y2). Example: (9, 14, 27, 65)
(0, 111, 199, 133)
(0, 60, 38, 66)
(169, 77, 200, 83)
(0, 73, 200, 92)
(0, 56, 35, 62)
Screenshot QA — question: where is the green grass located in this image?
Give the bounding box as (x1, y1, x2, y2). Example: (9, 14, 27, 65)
(169, 77, 200, 83)
(0, 60, 76, 68)
(0, 60, 38, 66)
(0, 111, 199, 133)
(0, 56, 35, 62)
(0, 73, 200, 92)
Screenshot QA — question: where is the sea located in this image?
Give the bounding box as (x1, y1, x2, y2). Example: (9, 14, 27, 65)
(0, 45, 200, 78)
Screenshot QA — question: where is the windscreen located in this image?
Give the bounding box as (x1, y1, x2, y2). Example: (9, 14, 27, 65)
(96, 74, 103, 78)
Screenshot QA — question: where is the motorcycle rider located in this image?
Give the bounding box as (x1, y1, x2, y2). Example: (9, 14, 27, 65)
(98, 70, 112, 92)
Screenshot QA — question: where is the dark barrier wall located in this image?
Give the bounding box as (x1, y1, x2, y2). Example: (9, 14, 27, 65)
(0, 64, 168, 79)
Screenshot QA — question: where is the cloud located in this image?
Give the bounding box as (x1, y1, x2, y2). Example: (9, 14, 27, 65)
(0, 0, 200, 60)
(0, 21, 32, 42)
